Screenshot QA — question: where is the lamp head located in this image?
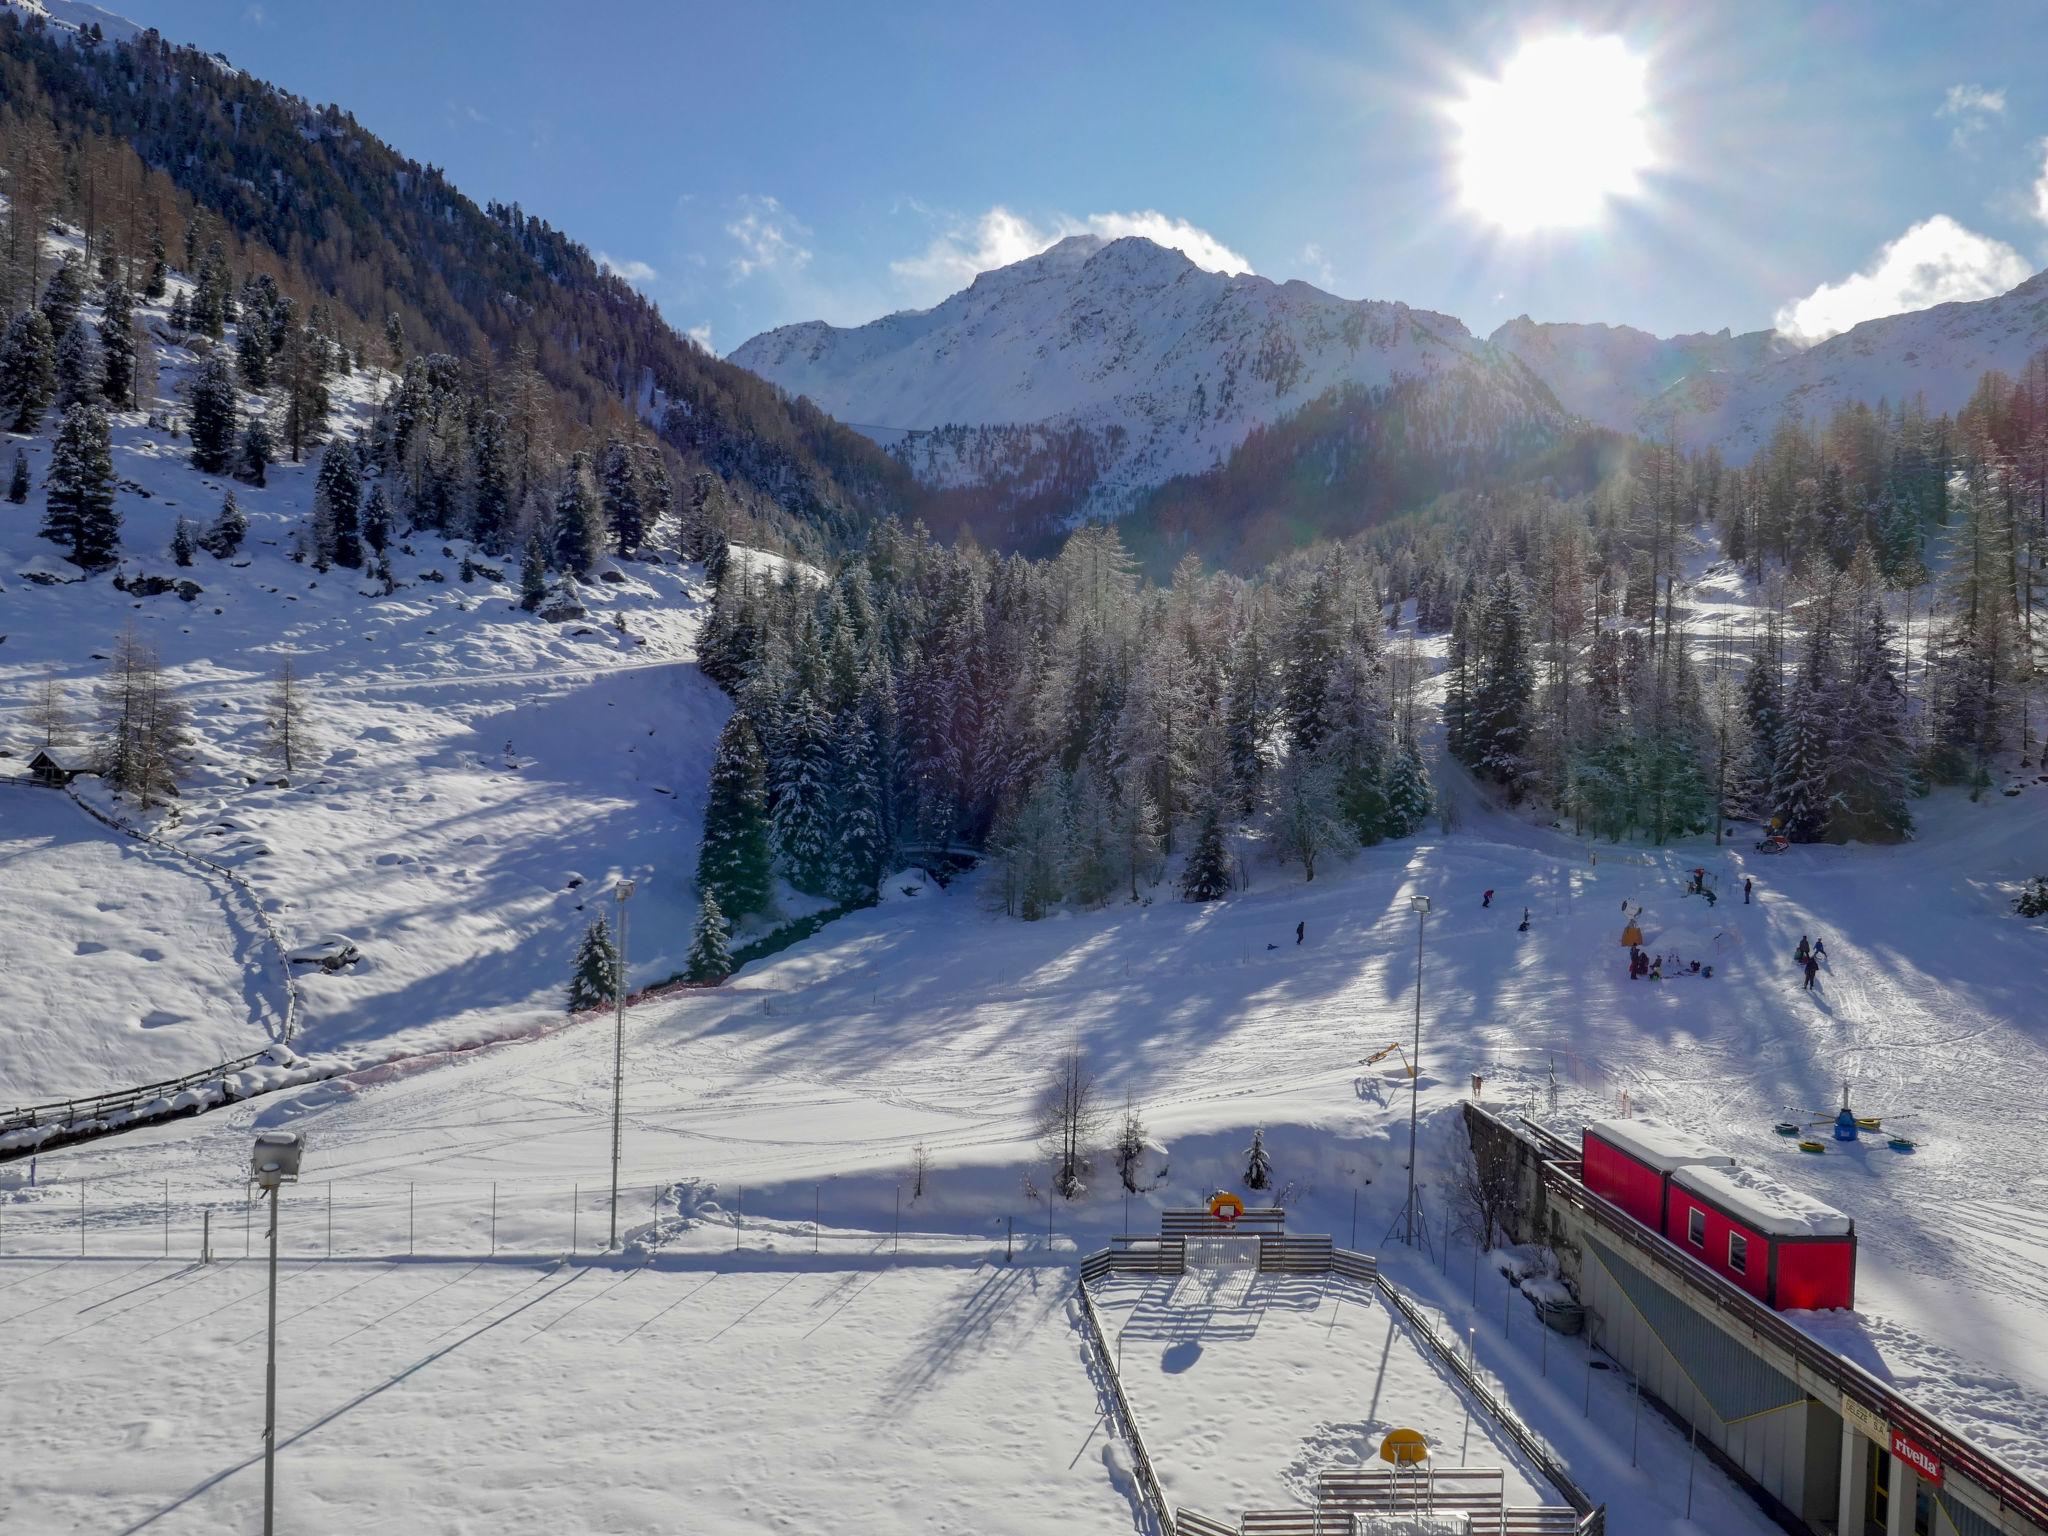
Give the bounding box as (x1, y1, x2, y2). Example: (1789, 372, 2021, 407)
(1410, 895, 1432, 915)
(615, 879, 636, 903)
(250, 1130, 304, 1190)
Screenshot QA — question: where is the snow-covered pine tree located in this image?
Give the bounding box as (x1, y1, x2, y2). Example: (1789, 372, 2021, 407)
(52, 318, 103, 412)
(685, 891, 733, 983)
(166, 289, 190, 335)
(598, 436, 644, 554)
(1828, 602, 1914, 842)
(1381, 740, 1434, 838)
(7, 448, 28, 504)
(552, 452, 603, 577)
(828, 706, 886, 905)
(519, 526, 549, 612)
(1271, 750, 1356, 882)
(1244, 1127, 1272, 1191)
(235, 412, 272, 486)
(1770, 641, 1833, 842)
(143, 230, 168, 300)
(566, 915, 619, 1013)
(696, 713, 774, 918)
(317, 442, 364, 568)
(201, 491, 247, 558)
(98, 277, 135, 407)
(235, 311, 271, 389)
(1179, 804, 1231, 902)
(1110, 768, 1162, 901)
(470, 410, 514, 552)
(171, 516, 195, 567)
(1282, 566, 1340, 753)
(38, 253, 87, 336)
(41, 402, 119, 568)
(188, 354, 238, 474)
(769, 684, 835, 896)
(1463, 571, 1536, 801)
(0, 309, 56, 432)
(1114, 1093, 1148, 1194)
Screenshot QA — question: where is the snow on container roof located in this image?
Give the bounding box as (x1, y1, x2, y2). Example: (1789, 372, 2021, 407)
(1672, 1162, 1853, 1238)
(1585, 1116, 1736, 1174)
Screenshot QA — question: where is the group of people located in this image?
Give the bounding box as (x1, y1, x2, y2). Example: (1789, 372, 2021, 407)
(1482, 890, 1532, 931)
(1796, 933, 1828, 990)
(1628, 945, 1712, 981)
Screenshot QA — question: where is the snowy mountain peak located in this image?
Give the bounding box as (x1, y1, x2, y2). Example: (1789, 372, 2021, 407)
(731, 235, 1562, 523)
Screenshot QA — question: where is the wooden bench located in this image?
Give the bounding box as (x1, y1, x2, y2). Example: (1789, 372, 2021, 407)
(1500, 1509, 1583, 1535)
(1176, 1509, 1237, 1536)
(1259, 1234, 1334, 1272)
(1321, 1466, 1503, 1517)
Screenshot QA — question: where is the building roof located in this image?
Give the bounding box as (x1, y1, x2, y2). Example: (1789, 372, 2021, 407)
(1585, 1116, 1737, 1175)
(1672, 1161, 1853, 1238)
(28, 748, 73, 771)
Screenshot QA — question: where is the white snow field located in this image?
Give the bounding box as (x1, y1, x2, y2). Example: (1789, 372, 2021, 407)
(0, 225, 741, 1099)
(0, 786, 287, 1102)
(9, 755, 2046, 1529)
(0, 1250, 1117, 1536)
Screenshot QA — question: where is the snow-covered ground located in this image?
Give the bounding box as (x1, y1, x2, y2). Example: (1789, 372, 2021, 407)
(0, 787, 286, 1103)
(0, 1249, 1117, 1535)
(1, 226, 738, 1093)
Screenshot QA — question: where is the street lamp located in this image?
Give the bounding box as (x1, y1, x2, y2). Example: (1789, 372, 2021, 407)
(609, 879, 635, 1249)
(1404, 894, 1430, 1248)
(250, 1130, 304, 1536)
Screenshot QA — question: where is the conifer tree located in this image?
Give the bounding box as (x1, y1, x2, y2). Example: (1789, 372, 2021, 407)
(1179, 805, 1231, 902)
(166, 289, 190, 334)
(1828, 605, 1914, 842)
(7, 448, 28, 504)
(551, 452, 603, 576)
(41, 402, 119, 567)
(98, 277, 135, 407)
(696, 713, 774, 917)
(1463, 572, 1536, 801)
(171, 516, 195, 567)
(317, 442, 364, 568)
(1244, 1127, 1272, 1191)
(361, 484, 391, 556)
(264, 658, 314, 775)
(770, 685, 835, 896)
(38, 253, 87, 336)
(53, 319, 101, 412)
(1270, 751, 1355, 882)
(188, 354, 238, 474)
(685, 891, 733, 983)
(470, 410, 514, 551)
(599, 436, 644, 553)
(519, 525, 549, 611)
(1382, 741, 1434, 837)
(1771, 642, 1833, 842)
(143, 230, 169, 300)
(201, 490, 246, 558)
(566, 915, 619, 1012)
(1114, 1094, 1150, 1194)
(0, 308, 56, 432)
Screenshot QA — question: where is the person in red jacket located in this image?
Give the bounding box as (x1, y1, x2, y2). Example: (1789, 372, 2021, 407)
(1482, 889, 1494, 908)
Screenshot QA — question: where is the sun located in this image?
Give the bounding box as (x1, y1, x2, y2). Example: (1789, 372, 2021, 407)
(1451, 35, 1653, 232)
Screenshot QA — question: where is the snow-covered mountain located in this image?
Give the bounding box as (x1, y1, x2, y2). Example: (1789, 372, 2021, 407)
(1487, 316, 1789, 435)
(732, 235, 1567, 521)
(1494, 270, 2048, 458)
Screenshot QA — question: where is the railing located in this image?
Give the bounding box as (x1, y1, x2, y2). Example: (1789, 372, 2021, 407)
(1075, 1268, 1174, 1535)
(1478, 1104, 2048, 1532)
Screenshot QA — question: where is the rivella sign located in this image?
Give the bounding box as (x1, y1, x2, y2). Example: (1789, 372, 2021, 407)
(1890, 1429, 1944, 1488)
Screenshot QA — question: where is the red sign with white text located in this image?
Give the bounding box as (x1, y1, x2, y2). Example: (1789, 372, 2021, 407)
(1891, 1429, 1944, 1487)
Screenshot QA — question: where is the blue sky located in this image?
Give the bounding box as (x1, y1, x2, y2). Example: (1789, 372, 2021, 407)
(144, 1, 2048, 353)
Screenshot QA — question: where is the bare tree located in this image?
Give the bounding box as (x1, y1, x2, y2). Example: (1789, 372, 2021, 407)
(95, 624, 151, 791)
(1452, 1123, 1519, 1251)
(28, 671, 71, 750)
(909, 1142, 932, 1202)
(1035, 1042, 1103, 1200)
(265, 658, 313, 775)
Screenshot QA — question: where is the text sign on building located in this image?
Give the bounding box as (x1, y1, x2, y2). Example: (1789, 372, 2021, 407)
(1842, 1398, 1888, 1444)
(1890, 1429, 1944, 1488)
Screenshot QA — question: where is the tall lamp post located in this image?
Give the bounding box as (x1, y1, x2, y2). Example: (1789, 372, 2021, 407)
(608, 878, 635, 1249)
(1404, 894, 1431, 1248)
(251, 1130, 305, 1536)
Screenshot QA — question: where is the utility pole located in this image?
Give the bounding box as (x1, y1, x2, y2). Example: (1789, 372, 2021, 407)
(1405, 894, 1431, 1247)
(251, 1131, 305, 1536)
(609, 879, 635, 1249)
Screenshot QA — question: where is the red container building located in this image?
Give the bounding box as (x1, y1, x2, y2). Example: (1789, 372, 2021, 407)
(1581, 1117, 1735, 1231)
(1666, 1162, 1856, 1311)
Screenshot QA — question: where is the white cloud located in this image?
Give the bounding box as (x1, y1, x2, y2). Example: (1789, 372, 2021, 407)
(890, 205, 1251, 304)
(726, 195, 812, 280)
(1082, 211, 1252, 275)
(685, 323, 714, 353)
(1773, 215, 2032, 344)
(595, 252, 658, 287)
(1937, 83, 2005, 145)
(1299, 242, 1337, 288)
(2034, 138, 2048, 227)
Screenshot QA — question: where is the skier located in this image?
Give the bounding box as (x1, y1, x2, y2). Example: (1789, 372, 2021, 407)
(1802, 954, 1821, 991)
(1812, 938, 1827, 963)
(1295, 920, 1305, 946)
(1483, 889, 1494, 908)
(1649, 957, 1663, 980)
(1704, 885, 1718, 908)
(1744, 876, 1753, 904)
(1796, 935, 1811, 965)
(1692, 867, 1706, 894)
(1518, 907, 1530, 932)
